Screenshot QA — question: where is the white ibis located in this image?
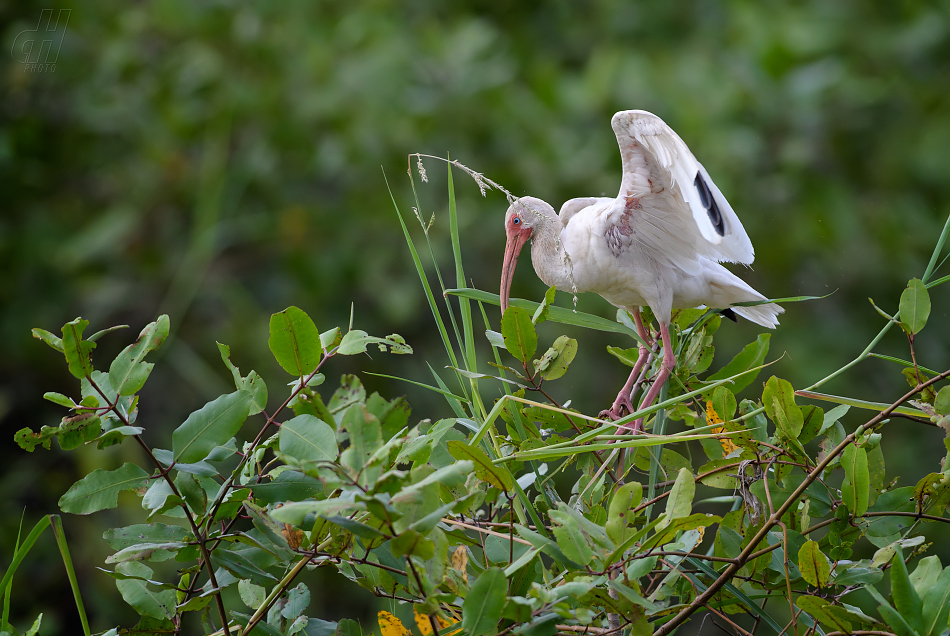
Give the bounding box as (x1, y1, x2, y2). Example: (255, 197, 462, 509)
(500, 110, 782, 432)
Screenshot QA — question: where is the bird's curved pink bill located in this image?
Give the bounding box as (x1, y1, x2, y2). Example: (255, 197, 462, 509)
(500, 222, 532, 314)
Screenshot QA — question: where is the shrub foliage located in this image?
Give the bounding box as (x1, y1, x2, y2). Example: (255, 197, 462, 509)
(7, 167, 950, 636)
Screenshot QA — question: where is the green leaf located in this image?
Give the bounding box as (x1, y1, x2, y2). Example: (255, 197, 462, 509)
(105, 541, 188, 563)
(279, 414, 338, 463)
(268, 306, 322, 376)
(607, 345, 641, 367)
(708, 334, 770, 394)
(795, 596, 852, 632)
(501, 306, 537, 364)
(841, 443, 870, 517)
(462, 567, 507, 636)
(877, 602, 921, 636)
(390, 529, 434, 559)
(14, 411, 102, 452)
(22, 613, 43, 636)
(340, 405, 382, 478)
(108, 315, 169, 396)
(59, 463, 150, 514)
(538, 336, 577, 381)
(215, 548, 277, 584)
(336, 330, 412, 355)
(798, 540, 831, 588)
(172, 390, 253, 464)
(42, 392, 74, 408)
(550, 511, 595, 565)
(900, 278, 931, 334)
(763, 376, 803, 439)
(103, 524, 192, 550)
(446, 288, 642, 341)
(447, 441, 514, 492)
(606, 481, 642, 545)
(659, 468, 694, 529)
(532, 286, 557, 325)
(175, 472, 207, 516)
(61, 318, 96, 379)
(281, 583, 310, 620)
(32, 327, 64, 352)
(239, 579, 266, 610)
(320, 327, 342, 351)
(891, 548, 925, 635)
(269, 500, 367, 526)
(921, 565, 950, 636)
(710, 386, 737, 422)
(115, 562, 175, 620)
(217, 342, 268, 415)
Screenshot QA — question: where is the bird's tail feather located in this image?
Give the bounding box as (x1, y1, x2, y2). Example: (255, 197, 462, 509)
(731, 302, 783, 329)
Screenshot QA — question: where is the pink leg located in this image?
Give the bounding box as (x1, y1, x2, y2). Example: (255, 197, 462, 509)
(617, 321, 675, 434)
(600, 311, 652, 421)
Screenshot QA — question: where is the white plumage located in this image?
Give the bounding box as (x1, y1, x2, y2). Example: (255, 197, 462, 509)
(500, 110, 782, 430)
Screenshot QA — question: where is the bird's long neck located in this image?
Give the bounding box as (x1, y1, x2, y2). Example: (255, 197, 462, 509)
(529, 217, 574, 292)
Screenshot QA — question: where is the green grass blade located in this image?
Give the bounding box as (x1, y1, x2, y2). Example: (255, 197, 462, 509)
(922, 213, 950, 284)
(365, 372, 470, 403)
(51, 515, 91, 636)
(407, 171, 469, 380)
(795, 390, 929, 418)
(868, 353, 941, 376)
(447, 162, 477, 373)
(383, 170, 465, 384)
(730, 292, 833, 307)
(646, 382, 669, 519)
(924, 272, 950, 288)
(0, 515, 52, 599)
(447, 288, 647, 346)
(428, 363, 468, 418)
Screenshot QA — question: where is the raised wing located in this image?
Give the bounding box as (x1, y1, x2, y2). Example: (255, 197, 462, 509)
(558, 197, 612, 225)
(610, 110, 754, 265)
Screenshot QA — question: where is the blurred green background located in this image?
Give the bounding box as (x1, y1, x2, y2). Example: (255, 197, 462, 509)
(3, 0, 950, 633)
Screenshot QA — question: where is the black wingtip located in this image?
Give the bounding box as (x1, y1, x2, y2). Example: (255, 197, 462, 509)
(720, 307, 739, 322)
(694, 172, 725, 236)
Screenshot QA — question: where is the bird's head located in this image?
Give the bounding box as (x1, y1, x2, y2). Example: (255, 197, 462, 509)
(500, 197, 550, 315)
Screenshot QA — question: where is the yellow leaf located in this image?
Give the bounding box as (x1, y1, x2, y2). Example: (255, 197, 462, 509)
(451, 545, 469, 584)
(413, 606, 459, 636)
(281, 524, 304, 549)
(706, 401, 738, 454)
(378, 611, 411, 636)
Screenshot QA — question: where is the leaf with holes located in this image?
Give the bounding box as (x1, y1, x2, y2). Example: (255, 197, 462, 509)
(62, 317, 96, 379)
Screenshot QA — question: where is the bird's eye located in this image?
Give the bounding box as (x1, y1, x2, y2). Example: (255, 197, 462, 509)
(513, 217, 521, 226)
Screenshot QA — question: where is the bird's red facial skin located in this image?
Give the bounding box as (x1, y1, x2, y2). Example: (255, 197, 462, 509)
(500, 217, 533, 315)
